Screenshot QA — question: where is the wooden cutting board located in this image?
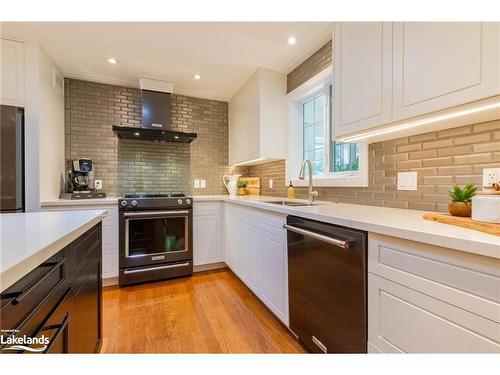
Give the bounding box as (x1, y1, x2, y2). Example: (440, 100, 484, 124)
(423, 213, 500, 236)
(239, 177, 260, 195)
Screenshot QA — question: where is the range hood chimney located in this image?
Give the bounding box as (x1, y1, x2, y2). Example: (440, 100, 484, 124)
(113, 78, 197, 143)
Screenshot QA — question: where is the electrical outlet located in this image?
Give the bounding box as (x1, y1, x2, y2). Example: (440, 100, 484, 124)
(397, 172, 418, 191)
(94, 180, 102, 190)
(483, 168, 500, 187)
(200, 180, 206, 188)
(194, 179, 200, 188)
(269, 179, 273, 189)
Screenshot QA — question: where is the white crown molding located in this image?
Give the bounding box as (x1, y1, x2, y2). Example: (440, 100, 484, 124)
(62, 71, 230, 102)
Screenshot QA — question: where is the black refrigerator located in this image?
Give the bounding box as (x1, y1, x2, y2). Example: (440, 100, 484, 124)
(0, 105, 24, 213)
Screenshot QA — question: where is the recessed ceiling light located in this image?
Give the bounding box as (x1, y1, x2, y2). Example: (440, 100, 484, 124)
(134, 132, 140, 136)
(107, 57, 118, 64)
(193, 74, 201, 80)
(287, 36, 297, 45)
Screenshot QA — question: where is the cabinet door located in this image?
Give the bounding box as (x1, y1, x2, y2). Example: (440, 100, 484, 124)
(237, 223, 259, 293)
(368, 273, 500, 353)
(333, 22, 393, 137)
(258, 230, 288, 325)
(224, 215, 239, 271)
(71, 256, 101, 353)
(193, 215, 221, 266)
(393, 22, 500, 120)
(1, 38, 24, 107)
(228, 75, 260, 164)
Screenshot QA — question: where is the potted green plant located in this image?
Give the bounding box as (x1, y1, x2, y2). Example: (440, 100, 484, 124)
(448, 183, 477, 217)
(237, 180, 248, 195)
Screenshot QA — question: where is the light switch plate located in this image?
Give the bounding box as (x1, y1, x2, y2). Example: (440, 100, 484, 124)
(194, 179, 200, 188)
(269, 179, 273, 189)
(200, 180, 206, 188)
(397, 172, 418, 191)
(94, 180, 102, 190)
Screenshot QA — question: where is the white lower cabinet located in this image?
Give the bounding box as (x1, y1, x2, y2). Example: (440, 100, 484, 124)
(258, 229, 288, 323)
(224, 203, 289, 325)
(368, 233, 500, 353)
(193, 202, 222, 266)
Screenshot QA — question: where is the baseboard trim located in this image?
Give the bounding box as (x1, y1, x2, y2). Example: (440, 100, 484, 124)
(193, 262, 227, 273)
(103, 276, 119, 287)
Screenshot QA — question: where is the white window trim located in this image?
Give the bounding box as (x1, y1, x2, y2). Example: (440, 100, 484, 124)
(285, 66, 369, 187)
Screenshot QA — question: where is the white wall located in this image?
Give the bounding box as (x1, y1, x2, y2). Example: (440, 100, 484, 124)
(19, 40, 65, 210)
(37, 46, 65, 202)
(23, 41, 41, 212)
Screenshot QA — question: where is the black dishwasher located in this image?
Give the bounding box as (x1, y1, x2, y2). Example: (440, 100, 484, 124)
(285, 216, 367, 353)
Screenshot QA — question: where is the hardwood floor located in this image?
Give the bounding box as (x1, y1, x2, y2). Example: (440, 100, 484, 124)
(100, 268, 305, 353)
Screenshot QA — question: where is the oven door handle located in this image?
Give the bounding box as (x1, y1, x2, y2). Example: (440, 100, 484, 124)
(123, 262, 190, 275)
(123, 210, 189, 218)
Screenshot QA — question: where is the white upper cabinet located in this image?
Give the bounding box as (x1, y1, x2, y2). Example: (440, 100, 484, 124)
(332, 22, 500, 142)
(229, 68, 286, 166)
(393, 22, 500, 120)
(1, 38, 25, 107)
(333, 22, 393, 137)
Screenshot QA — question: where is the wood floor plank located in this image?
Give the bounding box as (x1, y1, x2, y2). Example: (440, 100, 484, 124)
(100, 268, 304, 354)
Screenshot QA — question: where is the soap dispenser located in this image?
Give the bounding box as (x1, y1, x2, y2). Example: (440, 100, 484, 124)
(287, 181, 295, 199)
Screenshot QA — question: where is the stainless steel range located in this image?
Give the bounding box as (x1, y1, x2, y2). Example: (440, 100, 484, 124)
(118, 193, 193, 286)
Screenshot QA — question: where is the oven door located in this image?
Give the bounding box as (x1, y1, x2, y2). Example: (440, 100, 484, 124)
(120, 209, 193, 269)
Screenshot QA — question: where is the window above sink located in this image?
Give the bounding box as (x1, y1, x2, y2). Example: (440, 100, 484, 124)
(286, 66, 369, 187)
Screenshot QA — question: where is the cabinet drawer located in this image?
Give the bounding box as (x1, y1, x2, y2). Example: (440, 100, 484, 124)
(23, 288, 71, 354)
(368, 233, 500, 323)
(368, 273, 500, 353)
(193, 202, 220, 216)
(225, 203, 259, 226)
(259, 210, 286, 236)
(0, 251, 68, 332)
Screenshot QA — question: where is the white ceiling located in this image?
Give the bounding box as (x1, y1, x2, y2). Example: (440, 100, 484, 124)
(1, 22, 332, 101)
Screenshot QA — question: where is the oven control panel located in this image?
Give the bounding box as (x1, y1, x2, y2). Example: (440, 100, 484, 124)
(118, 197, 193, 210)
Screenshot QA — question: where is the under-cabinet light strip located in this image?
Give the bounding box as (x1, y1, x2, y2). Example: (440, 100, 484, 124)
(338, 100, 500, 143)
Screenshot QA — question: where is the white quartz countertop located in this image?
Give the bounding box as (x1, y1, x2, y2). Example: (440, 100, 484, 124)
(41, 197, 120, 206)
(192, 195, 500, 259)
(0, 210, 107, 292)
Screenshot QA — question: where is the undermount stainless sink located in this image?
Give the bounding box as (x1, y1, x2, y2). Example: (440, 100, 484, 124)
(263, 200, 325, 207)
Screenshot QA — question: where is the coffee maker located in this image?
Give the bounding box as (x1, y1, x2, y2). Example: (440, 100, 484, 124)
(60, 159, 106, 199)
(71, 158, 93, 191)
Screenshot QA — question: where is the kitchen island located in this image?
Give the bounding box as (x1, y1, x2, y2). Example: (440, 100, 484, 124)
(0, 210, 106, 353)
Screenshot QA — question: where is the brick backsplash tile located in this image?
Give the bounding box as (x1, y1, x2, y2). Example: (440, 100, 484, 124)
(249, 120, 500, 213)
(65, 78, 239, 196)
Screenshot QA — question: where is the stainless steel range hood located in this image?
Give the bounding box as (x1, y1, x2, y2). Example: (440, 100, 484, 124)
(113, 78, 197, 143)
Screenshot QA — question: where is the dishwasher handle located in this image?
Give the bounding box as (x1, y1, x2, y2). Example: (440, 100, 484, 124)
(283, 224, 352, 249)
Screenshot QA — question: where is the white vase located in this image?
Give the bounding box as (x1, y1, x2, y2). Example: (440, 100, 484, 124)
(223, 174, 241, 196)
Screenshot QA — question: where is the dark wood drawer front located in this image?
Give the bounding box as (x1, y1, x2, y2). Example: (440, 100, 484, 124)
(0, 251, 67, 331)
(71, 226, 101, 277)
(0, 223, 102, 354)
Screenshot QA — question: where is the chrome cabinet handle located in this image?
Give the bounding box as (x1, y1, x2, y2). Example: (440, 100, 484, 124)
(283, 224, 352, 249)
